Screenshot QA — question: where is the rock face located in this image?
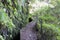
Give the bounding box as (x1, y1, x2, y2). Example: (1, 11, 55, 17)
(20, 21, 37, 40)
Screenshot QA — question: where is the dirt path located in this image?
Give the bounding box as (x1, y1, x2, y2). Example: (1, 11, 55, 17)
(20, 21, 37, 40)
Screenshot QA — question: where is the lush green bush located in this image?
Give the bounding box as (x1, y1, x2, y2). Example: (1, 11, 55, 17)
(30, 0, 60, 40)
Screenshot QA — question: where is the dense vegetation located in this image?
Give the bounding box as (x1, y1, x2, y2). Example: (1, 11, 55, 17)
(0, 0, 60, 40)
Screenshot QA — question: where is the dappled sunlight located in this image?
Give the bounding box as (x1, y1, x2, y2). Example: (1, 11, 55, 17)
(29, 0, 54, 14)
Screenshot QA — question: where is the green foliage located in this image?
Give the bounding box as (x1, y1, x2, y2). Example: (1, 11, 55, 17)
(0, 9, 15, 29)
(0, 0, 29, 40)
(30, 0, 60, 40)
(0, 0, 60, 40)
(0, 35, 4, 40)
